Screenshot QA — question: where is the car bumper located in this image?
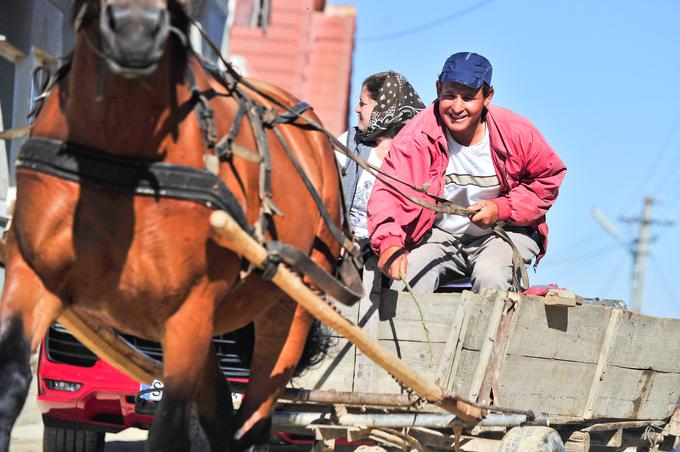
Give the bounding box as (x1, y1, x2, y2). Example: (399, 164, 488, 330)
(37, 345, 154, 432)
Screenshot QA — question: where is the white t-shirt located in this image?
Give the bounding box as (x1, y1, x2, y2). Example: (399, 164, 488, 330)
(335, 130, 349, 167)
(349, 149, 382, 240)
(436, 125, 501, 237)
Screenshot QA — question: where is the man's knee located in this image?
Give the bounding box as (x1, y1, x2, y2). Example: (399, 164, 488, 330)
(390, 259, 440, 294)
(471, 260, 512, 292)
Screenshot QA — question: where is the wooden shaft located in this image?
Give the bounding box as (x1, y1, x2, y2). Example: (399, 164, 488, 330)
(58, 309, 162, 384)
(210, 210, 482, 421)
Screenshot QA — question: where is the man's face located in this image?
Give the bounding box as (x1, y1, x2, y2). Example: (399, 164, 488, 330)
(436, 81, 493, 143)
(355, 84, 377, 132)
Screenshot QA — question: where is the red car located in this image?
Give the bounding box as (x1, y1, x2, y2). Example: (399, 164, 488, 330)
(37, 322, 251, 452)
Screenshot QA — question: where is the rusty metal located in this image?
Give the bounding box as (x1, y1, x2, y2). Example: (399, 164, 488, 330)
(583, 420, 665, 432)
(270, 411, 549, 429)
(229, 381, 424, 408)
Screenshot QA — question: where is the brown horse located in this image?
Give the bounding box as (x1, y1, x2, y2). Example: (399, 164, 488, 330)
(0, 0, 343, 450)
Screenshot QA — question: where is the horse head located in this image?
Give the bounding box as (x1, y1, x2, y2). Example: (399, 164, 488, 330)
(73, 0, 192, 78)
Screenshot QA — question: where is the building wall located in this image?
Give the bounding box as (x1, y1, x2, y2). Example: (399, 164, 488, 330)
(229, 0, 356, 135)
(302, 4, 355, 136)
(0, 0, 354, 209)
(0, 0, 73, 211)
(0, 0, 229, 192)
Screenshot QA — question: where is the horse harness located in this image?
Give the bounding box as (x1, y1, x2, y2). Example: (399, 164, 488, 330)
(16, 55, 364, 307)
(12, 9, 530, 294)
(192, 30, 532, 292)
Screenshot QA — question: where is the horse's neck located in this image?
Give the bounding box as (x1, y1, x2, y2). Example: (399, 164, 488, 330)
(61, 34, 191, 160)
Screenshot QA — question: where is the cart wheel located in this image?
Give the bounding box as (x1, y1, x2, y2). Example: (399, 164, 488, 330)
(500, 426, 565, 452)
(43, 426, 105, 452)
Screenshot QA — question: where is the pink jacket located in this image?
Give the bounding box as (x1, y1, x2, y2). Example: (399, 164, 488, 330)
(367, 103, 566, 262)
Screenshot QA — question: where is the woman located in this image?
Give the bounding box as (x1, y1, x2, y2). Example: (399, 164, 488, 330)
(337, 71, 425, 302)
(337, 71, 425, 246)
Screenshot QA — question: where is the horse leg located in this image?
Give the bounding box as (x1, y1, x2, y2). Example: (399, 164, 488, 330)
(231, 298, 312, 451)
(0, 243, 63, 451)
(0, 317, 31, 452)
(146, 286, 217, 452)
(191, 343, 233, 451)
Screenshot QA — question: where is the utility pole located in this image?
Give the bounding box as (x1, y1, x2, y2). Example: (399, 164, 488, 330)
(626, 198, 653, 313)
(620, 197, 675, 312)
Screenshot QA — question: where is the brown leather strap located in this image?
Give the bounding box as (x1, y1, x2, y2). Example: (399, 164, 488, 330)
(263, 241, 362, 306)
(492, 225, 530, 292)
(271, 126, 356, 255)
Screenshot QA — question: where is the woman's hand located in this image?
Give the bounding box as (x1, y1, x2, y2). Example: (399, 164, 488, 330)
(378, 246, 408, 280)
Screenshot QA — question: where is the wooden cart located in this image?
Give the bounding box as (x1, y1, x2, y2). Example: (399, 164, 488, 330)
(269, 288, 680, 451)
(58, 213, 680, 451)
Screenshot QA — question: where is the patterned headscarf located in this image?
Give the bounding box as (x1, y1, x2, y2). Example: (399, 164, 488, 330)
(356, 71, 425, 143)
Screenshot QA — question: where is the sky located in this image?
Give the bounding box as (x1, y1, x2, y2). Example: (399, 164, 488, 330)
(330, 0, 680, 319)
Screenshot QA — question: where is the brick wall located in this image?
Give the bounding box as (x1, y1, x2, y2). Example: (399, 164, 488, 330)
(229, 0, 355, 135)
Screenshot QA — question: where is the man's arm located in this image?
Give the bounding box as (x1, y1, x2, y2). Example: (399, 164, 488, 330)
(367, 135, 433, 277)
(491, 126, 567, 226)
(368, 136, 424, 251)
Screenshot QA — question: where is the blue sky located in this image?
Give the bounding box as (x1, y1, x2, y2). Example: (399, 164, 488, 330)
(331, 0, 680, 318)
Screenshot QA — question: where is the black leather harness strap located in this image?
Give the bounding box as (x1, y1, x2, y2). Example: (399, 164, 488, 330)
(215, 100, 248, 160)
(16, 137, 252, 233)
(270, 126, 355, 254)
(243, 100, 282, 240)
(17, 136, 363, 305)
(274, 102, 311, 124)
(259, 241, 362, 306)
(184, 62, 361, 303)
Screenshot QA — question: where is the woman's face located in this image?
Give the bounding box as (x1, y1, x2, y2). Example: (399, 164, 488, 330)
(355, 84, 377, 131)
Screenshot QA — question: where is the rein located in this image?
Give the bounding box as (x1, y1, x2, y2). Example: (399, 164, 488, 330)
(12, 4, 364, 306)
(10, 2, 528, 293)
(190, 21, 531, 292)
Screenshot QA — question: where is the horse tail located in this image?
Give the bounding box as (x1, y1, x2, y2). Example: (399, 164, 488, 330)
(235, 78, 343, 376)
(293, 318, 333, 377)
(230, 319, 333, 377)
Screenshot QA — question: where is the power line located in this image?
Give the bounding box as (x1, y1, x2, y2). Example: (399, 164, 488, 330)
(635, 108, 680, 196)
(649, 255, 680, 315)
(620, 197, 675, 312)
(548, 228, 603, 258)
(657, 150, 680, 203)
(358, 0, 498, 43)
(599, 249, 627, 295)
(540, 244, 621, 269)
(617, 108, 680, 216)
(659, 167, 680, 210)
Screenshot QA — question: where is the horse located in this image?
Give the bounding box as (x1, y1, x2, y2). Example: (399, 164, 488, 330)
(0, 0, 346, 450)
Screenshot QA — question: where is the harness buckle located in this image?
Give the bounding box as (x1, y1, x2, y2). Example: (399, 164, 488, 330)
(261, 108, 278, 127)
(255, 245, 282, 281)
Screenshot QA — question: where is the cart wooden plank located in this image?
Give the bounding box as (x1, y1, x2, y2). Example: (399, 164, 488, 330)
(609, 313, 680, 373)
(592, 366, 680, 419)
(505, 300, 610, 363)
(294, 286, 680, 424)
(496, 355, 596, 416)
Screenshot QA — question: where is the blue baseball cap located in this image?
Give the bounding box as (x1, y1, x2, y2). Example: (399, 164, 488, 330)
(438, 52, 492, 89)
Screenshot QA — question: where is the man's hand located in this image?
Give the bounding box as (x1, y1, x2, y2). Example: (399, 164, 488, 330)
(377, 246, 408, 280)
(467, 199, 499, 228)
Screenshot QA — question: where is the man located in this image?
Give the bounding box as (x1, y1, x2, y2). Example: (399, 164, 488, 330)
(367, 52, 566, 293)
